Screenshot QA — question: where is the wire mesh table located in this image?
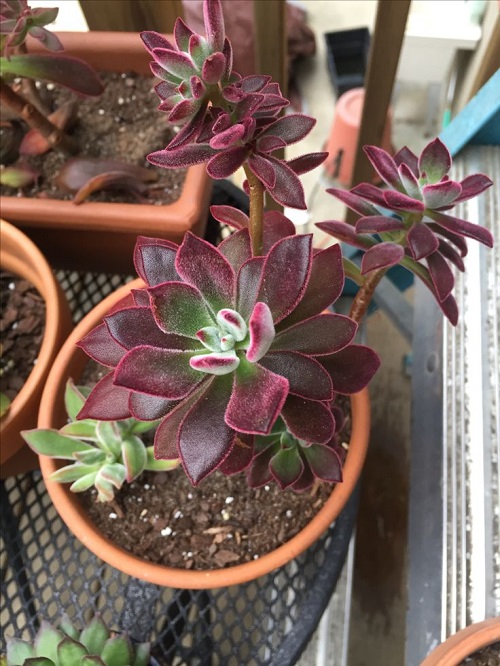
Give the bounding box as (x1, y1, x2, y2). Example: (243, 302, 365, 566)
(1, 264, 359, 666)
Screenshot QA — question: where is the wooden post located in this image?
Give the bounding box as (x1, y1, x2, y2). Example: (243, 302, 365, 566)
(79, 0, 183, 32)
(346, 0, 411, 222)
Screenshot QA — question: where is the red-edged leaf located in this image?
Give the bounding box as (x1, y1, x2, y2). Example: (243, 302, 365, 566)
(287, 151, 328, 175)
(363, 145, 401, 187)
(302, 444, 342, 482)
(114, 346, 204, 399)
(189, 351, 239, 375)
(454, 173, 492, 203)
(225, 359, 288, 435)
(147, 144, 216, 169)
(203, 0, 225, 51)
(176, 232, 236, 311)
(134, 236, 179, 287)
(360, 242, 405, 274)
(237, 257, 265, 319)
(201, 51, 226, 84)
(259, 114, 315, 145)
(257, 234, 312, 324)
(394, 146, 419, 178)
(316, 221, 376, 250)
(105, 306, 197, 350)
(351, 182, 387, 208)
(151, 47, 194, 79)
(129, 392, 174, 421)
(218, 228, 252, 273)
(77, 323, 125, 368)
(174, 17, 194, 50)
(140, 31, 175, 55)
(327, 187, 379, 216)
(262, 211, 296, 252)
(407, 224, 439, 260)
(427, 222, 468, 257)
(320, 344, 380, 394)
(248, 153, 276, 189)
(206, 146, 248, 179)
(419, 138, 451, 183)
(266, 157, 307, 209)
(246, 302, 275, 362)
(246, 445, 276, 487)
(437, 240, 465, 272)
(398, 163, 422, 200)
(355, 215, 405, 234)
(148, 281, 214, 337)
(423, 180, 461, 209)
(429, 211, 493, 248)
(210, 204, 249, 230)
(281, 395, 335, 444)
(219, 435, 253, 475)
(260, 351, 333, 401)
(166, 105, 207, 149)
(426, 250, 454, 302)
(154, 383, 206, 459)
(168, 98, 199, 123)
(209, 123, 245, 149)
(383, 190, 425, 212)
(272, 313, 357, 356)
(77, 373, 131, 421)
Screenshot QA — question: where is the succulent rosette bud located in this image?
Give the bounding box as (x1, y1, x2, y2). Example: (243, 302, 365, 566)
(0, 0, 63, 57)
(318, 138, 493, 324)
(76, 215, 379, 487)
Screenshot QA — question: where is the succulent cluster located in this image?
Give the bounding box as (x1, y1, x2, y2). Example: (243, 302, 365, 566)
(318, 139, 493, 324)
(4, 615, 150, 666)
(141, 0, 326, 210)
(0, 0, 62, 56)
(23, 379, 178, 501)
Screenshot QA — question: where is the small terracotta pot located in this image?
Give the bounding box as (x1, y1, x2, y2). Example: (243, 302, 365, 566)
(37, 279, 371, 589)
(421, 617, 500, 666)
(0, 220, 72, 479)
(0, 31, 213, 275)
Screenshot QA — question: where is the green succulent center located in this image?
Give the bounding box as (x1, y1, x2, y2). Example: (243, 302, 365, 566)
(197, 308, 248, 353)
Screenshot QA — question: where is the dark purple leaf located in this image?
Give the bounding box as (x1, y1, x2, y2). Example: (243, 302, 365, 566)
(286, 151, 328, 175)
(427, 222, 468, 257)
(222, 37, 233, 82)
(423, 180, 461, 209)
(419, 138, 451, 183)
(260, 351, 333, 401)
(259, 114, 315, 145)
(237, 257, 265, 319)
(77, 373, 131, 421)
(168, 98, 200, 123)
(351, 182, 387, 208)
(218, 228, 252, 273)
(281, 395, 335, 444)
(363, 145, 401, 187)
(148, 143, 216, 169)
(290, 461, 315, 492)
(426, 250, 455, 302)
(225, 359, 289, 435)
(327, 187, 379, 217)
(407, 223, 439, 260)
(154, 384, 205, 459)
(206, 146, 248, 179)
(394, 146, 419, 178)
(219, 435, 254, 475)
(302, 444, 342, 482)
(360, 242, 405, 274)
(201, 51, 226, 84)
(272, 313, 356, 356)
(240, 74, 271, 92)
(246, 445, 275, 487)
(248, 153, 276, 189)
(262, 211, 296, 252)
(77, 323, 125, 368)
(140, 31, 175, 56)
(210, 204, 249, 230)
(355, 215, 405, 234)
(383, 190, 425, 212)
(129, 392, 174, 422)
(320, 344, 380, 394)
(429, 211, 493, 248)
(174, 17, 194, 51)
(134, 236, 179, 287)
(316, 221, 376, 250)
(257, 135, 287, 153)
(203, 0, 225, 52)
(438, 240, 465, 272)
(105, 306, 197, 350)
(176, 232, 236, 310)
(166, 105, 207, 150)
(266, 157, 307, 209)
(454, 173, 493, 203)
(209, 123, 245, 149)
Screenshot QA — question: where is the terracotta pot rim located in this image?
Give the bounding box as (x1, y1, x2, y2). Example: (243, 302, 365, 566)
(420, 617, 500, 666)
(38, 279, 371, 589)
(0, 220, 69, 464)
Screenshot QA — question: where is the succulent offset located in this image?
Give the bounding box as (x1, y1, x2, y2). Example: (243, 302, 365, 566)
(76, 222, 379, 488)
(4, 614, 150, 666)
(23, 379, 178, 501)
(317, 139, 493, 324)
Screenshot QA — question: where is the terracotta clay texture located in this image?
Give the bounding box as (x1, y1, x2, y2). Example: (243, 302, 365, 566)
(37, 278, 371, 589)
(0, 31, 213, 274)
(421, 618, 500, 666)
(0, 220, 72, 479)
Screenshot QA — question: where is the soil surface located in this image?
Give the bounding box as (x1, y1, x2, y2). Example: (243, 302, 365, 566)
(1, 72, 185, 205)
(0, 270, 46, 404)
(460, 642, 500, 665)
(76, 362, 352, 569)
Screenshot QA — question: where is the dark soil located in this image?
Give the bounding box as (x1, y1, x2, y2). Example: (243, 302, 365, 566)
(1, 72, 186, 205)
(460, 642, 500, 665)
(0, 270, 46, 403)
(76, 361, 352, 569)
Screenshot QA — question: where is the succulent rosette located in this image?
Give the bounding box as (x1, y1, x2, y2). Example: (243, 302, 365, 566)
(0, 0, 63, 56)
(317, 138, 493, 324)
(77, 214, 379, 488)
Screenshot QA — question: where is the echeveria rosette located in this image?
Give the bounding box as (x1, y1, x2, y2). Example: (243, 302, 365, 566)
(0, 0, 63, 57)
(318, 138, 494, 325)
(76, 222, 379, 488)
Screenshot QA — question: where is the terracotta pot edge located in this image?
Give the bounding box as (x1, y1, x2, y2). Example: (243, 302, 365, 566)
(420, 617, 500, 666)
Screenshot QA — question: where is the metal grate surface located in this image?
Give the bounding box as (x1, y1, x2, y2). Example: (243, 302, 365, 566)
(1, 264, 358, 666)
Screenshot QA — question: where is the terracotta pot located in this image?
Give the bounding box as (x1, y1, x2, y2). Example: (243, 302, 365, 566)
(0, 220, 72, 479)
(37, 278, 371, 589)
(421, 618, 500, 666)
(0, 31, 213, 275)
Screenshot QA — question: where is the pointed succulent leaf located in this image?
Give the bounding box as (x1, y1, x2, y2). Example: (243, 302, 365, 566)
(398, 162, 422, 200)
(246, 444, 277, 487)
(454, 173, 492, 203)
(218, 228, 252, 273)
(57, 636, 88, 664)
(218, 436, 253, 475)
(176, 232, 235, 311)
(426, 250, 455, 302)
(148, 282, 215, 337)
(209, 122, 245, 149)
(34, 621, 64, 664)
(261, 211, 296, 252)
(77, 373, 132, 421)
(355, 215, 405, 234)
(134, 235, 179, 286)
(257, 234, 312, 324)
(201, 51, 226, 83)
(76, 323, 125, 369)
(281, 395, 335, 444)
(326, 187, 379, 217)
(363, 145, 401, 187)
(60, 419, 97, 440)
(153, 383, 206, 459)
(351, 182, 388, 207)
(226, 358, 288, 434)
(315, 221, 376, 250)
(189, 350, 240, 375)
(79, 615, 110, 655)
(147, 143, 216, 169)
(121, 434, 147, 481)
(49, 463, 100, 484)
(140, 30, 175, 55)
(132, 642, 151, 666)
(206, 146, 248, 179)
(67, 471, 97, 493)
(407, 223, 439, 260)
(203, 0, 225, 51)
(259, 351, 333, 401)
(115, 347, 203, 399)
(427, 222, 468, 256)
(64, 378, 89, 421)
(383, 189, 425, 212)
(286, 151, 328, 175)
(22, 429, 94, 458)
(419, 138, 451, 183)
(270, 446, 304, 489)
(320, 344, 381, 394)
(422, 180, 461, 209)
(0, 54, 103, 96)
(303, 444, 342, 482)
(129, 392, 173, 422)
(95, 420, 125, 458)
(174, 17, 194, 50)
(259, 114, 315, 145)
(272, 313, 357, 356)
(151, 47, 194, 79)
(210, 204, 249, 230)
(360, 242, 405, 274)
(428, 211, 494, 248)
(93, 475, 116, 502)
(266, 157, 307, 209)
(179, 373, 234, 484)
(58, 615, 78, 639)
(394, 145, 419, 177)
(73, 449, 107, 465)
(248, 153, 276, 189)
(145, 447, 180, 471)
(438, 239, 465, 272)
(100, 635, 133, 666)
(6, 638, 36, 665)
(246, 302, 275, 362)
(237, 256, 265, 319)
(97, 463, 126, 489)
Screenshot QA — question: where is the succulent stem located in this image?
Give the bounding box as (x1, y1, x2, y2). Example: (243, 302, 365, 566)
(349, 268, 387, 324)
(243, 164, 264, 256)
(0, 77, 77, 155)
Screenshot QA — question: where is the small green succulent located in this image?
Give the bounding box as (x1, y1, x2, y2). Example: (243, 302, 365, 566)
(4, 615, 150, 666)
(22, 379, 179, 502)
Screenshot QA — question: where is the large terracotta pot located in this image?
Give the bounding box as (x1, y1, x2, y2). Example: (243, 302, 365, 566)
(421, 618, 500, 666)
(0, 220, 72, 479)
(0, 32, 213, 275)
(37, 278, 371, 589)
